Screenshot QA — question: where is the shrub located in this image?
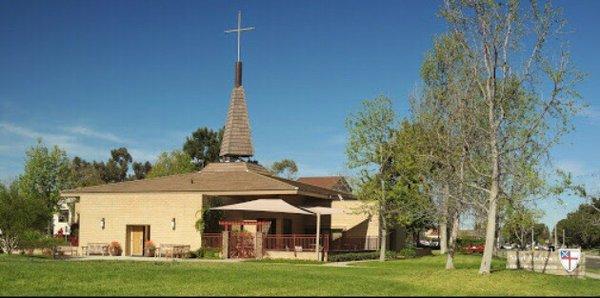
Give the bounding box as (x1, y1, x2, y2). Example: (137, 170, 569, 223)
(398, 247, 417, 258)
(144, 240, 156, 257)
(329, 251, 399, 262)
(19, 230, 67, 255)
(108, 241, 122, 256)
(192, 247, 220, 259)
(456, 236, 485, 247)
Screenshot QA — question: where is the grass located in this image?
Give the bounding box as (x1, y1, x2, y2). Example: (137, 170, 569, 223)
(0, 254, 598, 296)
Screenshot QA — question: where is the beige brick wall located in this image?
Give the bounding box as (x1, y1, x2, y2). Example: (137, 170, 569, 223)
(331, 200, 379, 237)
(78, 192, 203, 253)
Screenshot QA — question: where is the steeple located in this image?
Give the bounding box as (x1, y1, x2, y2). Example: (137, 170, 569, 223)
(220, 11, 255, 162)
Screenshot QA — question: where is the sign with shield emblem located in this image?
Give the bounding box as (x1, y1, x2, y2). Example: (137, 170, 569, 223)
(559, 249, 581, 272)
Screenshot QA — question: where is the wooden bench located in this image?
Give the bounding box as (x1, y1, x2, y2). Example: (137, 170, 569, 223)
(156, 244, 190, 258)
(82, 243, 109, 256)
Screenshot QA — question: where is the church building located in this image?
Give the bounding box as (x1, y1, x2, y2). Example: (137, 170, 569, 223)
(61, 12, 383, 260)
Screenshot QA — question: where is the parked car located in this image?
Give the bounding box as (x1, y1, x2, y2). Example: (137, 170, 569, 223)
(464, 244, 485, 254)
(501, 243, 515, 250)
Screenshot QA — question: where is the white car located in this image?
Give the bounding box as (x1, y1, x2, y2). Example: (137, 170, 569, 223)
(501, 243, 515, 250)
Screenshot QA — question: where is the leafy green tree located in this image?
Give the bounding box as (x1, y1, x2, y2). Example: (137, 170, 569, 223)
(383, 121, 435, 239)
(92, 147, 133, 183)
(183, 127, 223, 169)
(147, 150, 196, 178)
(270, 159, 298, 179)
(413, 30, 486, 269)
(440, 0, 583, 274)
(132, 161, 152, 180)
(18, 140, 72, 233)
(347, 95, 403, 261)
(0, 182, 47, 253)
(70, 156, 104, 187)
(556, 199, 600, 248)
(501, 205, 543, 248)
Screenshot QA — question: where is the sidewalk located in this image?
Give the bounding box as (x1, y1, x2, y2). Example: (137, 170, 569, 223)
(68, 256, 243, 263)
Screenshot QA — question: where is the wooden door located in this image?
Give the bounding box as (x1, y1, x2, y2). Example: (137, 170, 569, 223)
(228, 232, 255, 258)
(130, 226, 145, 256)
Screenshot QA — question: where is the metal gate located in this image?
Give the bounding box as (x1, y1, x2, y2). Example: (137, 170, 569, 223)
(228, 232, 255, 258)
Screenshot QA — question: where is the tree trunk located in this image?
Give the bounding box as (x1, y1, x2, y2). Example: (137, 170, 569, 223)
(479, 73, 501, 274)
(479, 128, 500, 274)
(439, 222, 447, 254)
(379, 202, 387, 261)
(440, 184, 449, 254)
(446, 211, 460, 269)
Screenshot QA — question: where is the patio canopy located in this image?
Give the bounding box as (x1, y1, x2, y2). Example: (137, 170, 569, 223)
(210, 199, 313, 215)
(300, 206, 342, 215)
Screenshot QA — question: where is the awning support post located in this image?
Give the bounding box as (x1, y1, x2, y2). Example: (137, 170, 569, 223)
(316, 212, 321, 261)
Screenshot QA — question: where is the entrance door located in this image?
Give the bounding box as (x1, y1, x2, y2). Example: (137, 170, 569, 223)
(128, 226, 145, 256)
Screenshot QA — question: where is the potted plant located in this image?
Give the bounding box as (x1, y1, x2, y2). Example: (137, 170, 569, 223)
(108, 241, 122, 256)
(144, 240, 156, 257)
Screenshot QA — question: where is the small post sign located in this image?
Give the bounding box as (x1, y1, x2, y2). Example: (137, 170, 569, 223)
(506, 249, 585, 277)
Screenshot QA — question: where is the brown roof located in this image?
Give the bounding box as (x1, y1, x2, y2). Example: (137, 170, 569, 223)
(220, 86, 254, 158)
(297, 176, 352, 193)
(62, 162, 347, 199)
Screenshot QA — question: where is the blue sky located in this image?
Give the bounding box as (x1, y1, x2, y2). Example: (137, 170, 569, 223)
(1, 0, 598, 228)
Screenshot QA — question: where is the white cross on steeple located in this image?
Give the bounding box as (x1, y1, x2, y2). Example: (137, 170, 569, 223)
(225, 11, 254, 62)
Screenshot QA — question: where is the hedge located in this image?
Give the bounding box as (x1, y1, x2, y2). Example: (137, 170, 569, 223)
(191, 247, 221, 259)
(328, 247, 418, 262)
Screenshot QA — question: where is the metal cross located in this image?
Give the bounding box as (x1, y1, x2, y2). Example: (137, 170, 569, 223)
(225, 11, 254, 62)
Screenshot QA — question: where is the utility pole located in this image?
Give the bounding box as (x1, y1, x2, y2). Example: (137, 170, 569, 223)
(562, 229, 566, 248)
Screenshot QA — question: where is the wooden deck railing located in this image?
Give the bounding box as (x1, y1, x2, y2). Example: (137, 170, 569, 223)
(202, 233, 379, 252)
(201, 233, 223, 249)
(330, 236, 380, 252)
(263, 234, 329, 252)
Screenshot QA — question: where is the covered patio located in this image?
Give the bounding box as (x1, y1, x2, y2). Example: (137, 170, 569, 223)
(201, 198, 378, 261)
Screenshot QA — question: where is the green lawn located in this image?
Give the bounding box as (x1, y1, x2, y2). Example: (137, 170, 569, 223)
(0, 254, 598, 296)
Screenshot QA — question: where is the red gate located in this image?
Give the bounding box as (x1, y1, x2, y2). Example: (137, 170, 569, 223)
(228, 232, 255, 258)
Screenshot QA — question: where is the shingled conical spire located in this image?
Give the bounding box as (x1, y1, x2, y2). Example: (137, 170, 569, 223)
(220, 11, 255, 162)
(219, 65, 254, 161)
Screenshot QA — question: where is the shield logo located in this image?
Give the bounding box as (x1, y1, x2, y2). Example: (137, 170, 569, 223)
(559, 249, 581, 272)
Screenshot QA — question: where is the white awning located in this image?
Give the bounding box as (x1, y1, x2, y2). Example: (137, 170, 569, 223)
(301, 206, 342, 215)
(211, 199, 313, 215)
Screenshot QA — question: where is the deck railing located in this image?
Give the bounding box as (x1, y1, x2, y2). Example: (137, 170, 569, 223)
(201, 233, 223, 249)
(329, 236, 380, 252)
(264, 234, 329, 252)
(202, 233, 379, 252)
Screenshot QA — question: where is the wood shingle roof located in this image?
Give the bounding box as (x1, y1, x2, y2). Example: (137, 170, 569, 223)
(219, 86, 254, 158)
(62, 162, 350, 199)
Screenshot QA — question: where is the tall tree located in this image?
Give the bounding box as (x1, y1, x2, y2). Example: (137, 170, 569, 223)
(413, 31, 483, 269)
(501, 205, 542, 248)
(183, 127, 223, 169)
(147, 150, 196, 179)
(70, 156, 103, 187)
(108, 147, 132, 182)
(556, 199, 600, 248)
(346, 96, 398, 261)
(270, 159, 298, 180)
(132, 161, 153, 180)
(0, 182, 49, 253)
(18, 140, 72, 234)
(440, 0, 583, 274)
(386, 121, 435, 240)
